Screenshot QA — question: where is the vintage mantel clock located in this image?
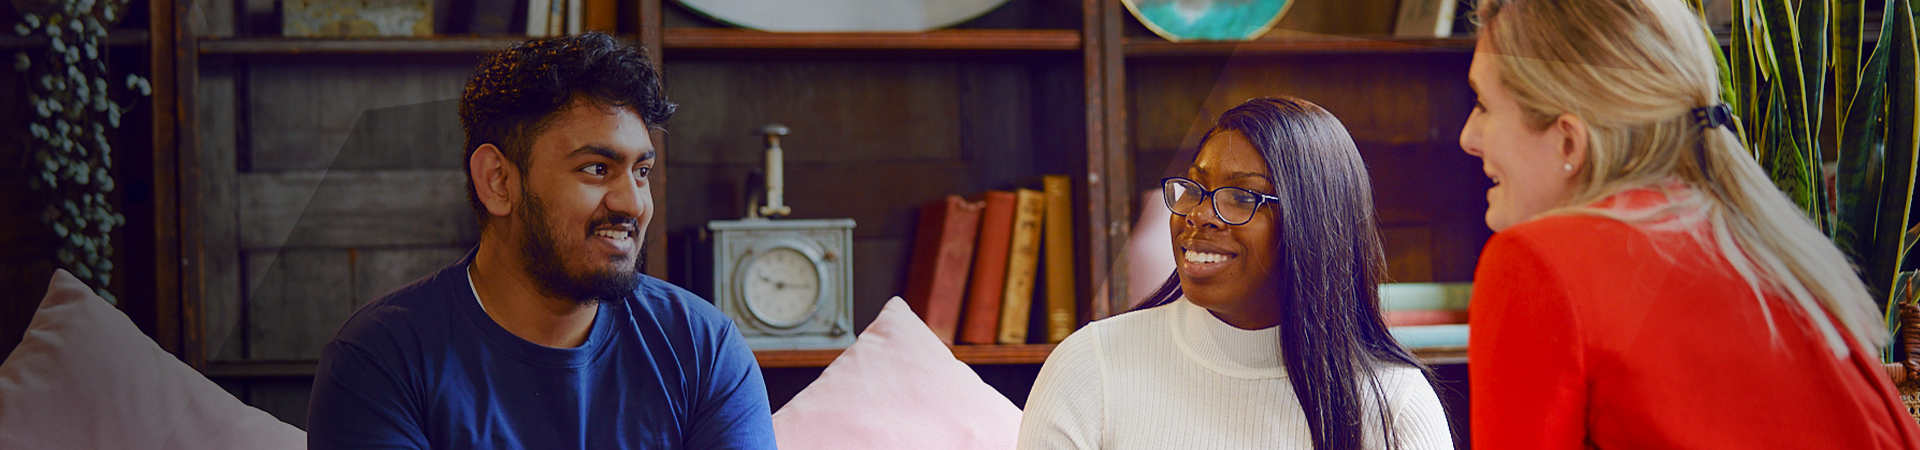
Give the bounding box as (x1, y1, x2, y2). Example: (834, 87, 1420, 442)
(709, 125, 857, 350)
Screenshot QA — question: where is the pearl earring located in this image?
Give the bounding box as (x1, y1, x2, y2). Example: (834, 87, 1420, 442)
(1563, 163, 1573, 172)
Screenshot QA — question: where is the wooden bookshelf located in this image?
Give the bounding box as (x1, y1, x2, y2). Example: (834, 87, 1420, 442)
(0, 30, 151, 50)
(197, 36, 546, 55)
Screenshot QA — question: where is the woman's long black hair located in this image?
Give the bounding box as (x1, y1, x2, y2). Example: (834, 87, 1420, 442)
(1138, 96, 1429, 449)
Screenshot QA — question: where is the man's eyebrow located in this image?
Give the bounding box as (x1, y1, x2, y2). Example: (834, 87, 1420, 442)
(637, 149, 655, 162)
(567, 145, 623, 162)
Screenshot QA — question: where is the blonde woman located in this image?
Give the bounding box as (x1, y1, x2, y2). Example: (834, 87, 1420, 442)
(1462, 0, 1920, 448)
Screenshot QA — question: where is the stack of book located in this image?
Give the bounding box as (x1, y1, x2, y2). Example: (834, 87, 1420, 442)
(902, 175, 1078, 346)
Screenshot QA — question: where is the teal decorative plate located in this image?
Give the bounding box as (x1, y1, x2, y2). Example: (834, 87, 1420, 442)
(1121, 0, 1292, 42)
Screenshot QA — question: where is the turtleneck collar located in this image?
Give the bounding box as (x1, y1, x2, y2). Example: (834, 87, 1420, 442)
(1170, 296, 1286, 379)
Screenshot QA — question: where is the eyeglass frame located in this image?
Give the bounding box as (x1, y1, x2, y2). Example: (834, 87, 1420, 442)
(1160, 176, 1281, 226)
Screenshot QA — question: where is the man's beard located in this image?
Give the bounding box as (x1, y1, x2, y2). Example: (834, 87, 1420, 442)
(516, 188, 642, 305)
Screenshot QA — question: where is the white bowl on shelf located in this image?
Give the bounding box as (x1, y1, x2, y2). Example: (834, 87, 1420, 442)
(675, 0, 1015, 32)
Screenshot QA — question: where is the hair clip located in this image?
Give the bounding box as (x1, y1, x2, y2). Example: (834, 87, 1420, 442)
(1692, 104, 1733, 130)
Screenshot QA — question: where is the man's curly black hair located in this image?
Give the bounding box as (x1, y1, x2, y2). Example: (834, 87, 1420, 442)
(458, 31, 676, 228)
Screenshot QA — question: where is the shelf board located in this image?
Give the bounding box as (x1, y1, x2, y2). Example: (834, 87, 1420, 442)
(1126, 35, 1475, 57)
(0, 30, 151, 51)
(197, 36, 615, 56)
(663, 28, 1081, 53)
(204, 360, 318, 379)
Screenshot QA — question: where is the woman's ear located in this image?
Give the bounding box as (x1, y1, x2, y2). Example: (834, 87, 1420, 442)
(471, 144, 517, 219)
(1554, 113, 1590, 173)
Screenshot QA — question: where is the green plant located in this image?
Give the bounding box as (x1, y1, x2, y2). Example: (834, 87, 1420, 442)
(11, 0, 147, 304)
(1708, 0, 1918, 363)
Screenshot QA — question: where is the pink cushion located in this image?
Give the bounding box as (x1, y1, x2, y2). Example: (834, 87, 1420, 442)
(772, 297, 1022, 450)
(0, 270, 304, 449)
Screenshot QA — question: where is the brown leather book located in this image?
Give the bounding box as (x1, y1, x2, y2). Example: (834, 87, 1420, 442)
(1042, 175, 1077, 343)
(903, 196, 986, 344)
(959, 190, 1017, 345)
(997, 189, 1045, 345)
(585, 0, 618, 32)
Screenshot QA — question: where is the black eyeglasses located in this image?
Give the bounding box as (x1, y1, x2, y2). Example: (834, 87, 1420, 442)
(1161, 177, 1279, 226)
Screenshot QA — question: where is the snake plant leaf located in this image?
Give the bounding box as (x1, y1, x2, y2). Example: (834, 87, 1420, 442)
(1874, 0, 1920, 300)
(1803, 0, 1829, 129)
(1889, 270, 1916, 362)
(1834, 1, 1894, 273)
(1769, 83, 1822, 215)
(1836, 0, 1865, 126)
(1735, 0, 1760, 142)
(1759, 0, 1817, 171)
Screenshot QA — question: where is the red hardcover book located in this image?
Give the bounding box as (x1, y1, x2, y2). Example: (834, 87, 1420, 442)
(959, 190, 1017, 345)
(903, 196, 986, 343)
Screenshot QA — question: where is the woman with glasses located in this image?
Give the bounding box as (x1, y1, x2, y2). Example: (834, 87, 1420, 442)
(1016, 96, 1453, 450)
(1462, 0, 1920, 448)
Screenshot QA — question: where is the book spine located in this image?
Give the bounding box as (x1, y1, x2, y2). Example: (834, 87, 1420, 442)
(1042, 175, 1076, 343)
(903, 196, 985, 343)
(959, 191, 1017, 345)
(997, 189, 1045, 345)
(585, 0, 617, 32)
(468, 0, 518, 34)
(525, 0, 550, 36)
(566, 0, 584, 34)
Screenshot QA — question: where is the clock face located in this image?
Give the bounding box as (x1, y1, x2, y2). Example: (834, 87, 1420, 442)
(742, 247, 822, 328)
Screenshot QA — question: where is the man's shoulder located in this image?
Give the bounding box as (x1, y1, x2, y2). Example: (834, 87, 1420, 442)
(625, 275, 737, 335)
(331, 261, 466, 350)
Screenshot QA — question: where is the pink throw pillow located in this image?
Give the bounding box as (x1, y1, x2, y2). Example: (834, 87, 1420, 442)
(772, 297, 1023, 450)
(0, 270, 305, 449)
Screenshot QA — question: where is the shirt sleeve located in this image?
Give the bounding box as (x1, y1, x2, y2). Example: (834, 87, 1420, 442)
(1017, 326, 1104, 450)
(683, 320, 777, 450)
(1469, 231, 1589, 450)
(1383, 367, 1455, 450)
(307, 341, 430, 450)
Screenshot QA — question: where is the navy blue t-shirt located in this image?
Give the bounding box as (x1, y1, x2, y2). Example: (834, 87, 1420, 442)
(307, 250, 775, 449)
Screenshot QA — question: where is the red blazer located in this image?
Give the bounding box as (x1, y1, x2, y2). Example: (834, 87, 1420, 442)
(1469, 189, 1920, 449)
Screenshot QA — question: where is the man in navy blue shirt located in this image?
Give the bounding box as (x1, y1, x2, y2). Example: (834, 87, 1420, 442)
(307, 32, 776, 449)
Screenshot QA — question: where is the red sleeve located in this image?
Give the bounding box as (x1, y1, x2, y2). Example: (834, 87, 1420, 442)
(1469, 230, 1589, 450)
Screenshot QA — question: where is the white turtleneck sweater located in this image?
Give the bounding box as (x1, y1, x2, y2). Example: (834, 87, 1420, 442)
(1016, 298, 1454, 450)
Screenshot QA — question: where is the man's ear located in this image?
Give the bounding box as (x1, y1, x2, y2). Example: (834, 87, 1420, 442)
(1554, 113, 1590, 173)
(471, 143, 517, 219)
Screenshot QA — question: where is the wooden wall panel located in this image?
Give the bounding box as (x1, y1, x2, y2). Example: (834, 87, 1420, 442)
(664, 61, 966, 166)
(197, 62, 248, 361)
(245, 62, 471, 171)
(245, 249, 355, 360)
(237, 170, 478, 250)
(354, 247, 470, 305)
(245, 379, 315, 430)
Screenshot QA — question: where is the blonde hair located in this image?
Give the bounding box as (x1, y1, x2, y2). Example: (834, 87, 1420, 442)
(1478, 0, 1886, 356)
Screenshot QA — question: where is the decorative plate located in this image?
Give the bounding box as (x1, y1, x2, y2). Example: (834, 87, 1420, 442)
(1121, 0, 1292, 42)
(675, 0, 1014, 32)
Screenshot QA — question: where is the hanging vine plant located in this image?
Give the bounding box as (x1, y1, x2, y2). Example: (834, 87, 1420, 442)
(12, 0, 148, 304)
